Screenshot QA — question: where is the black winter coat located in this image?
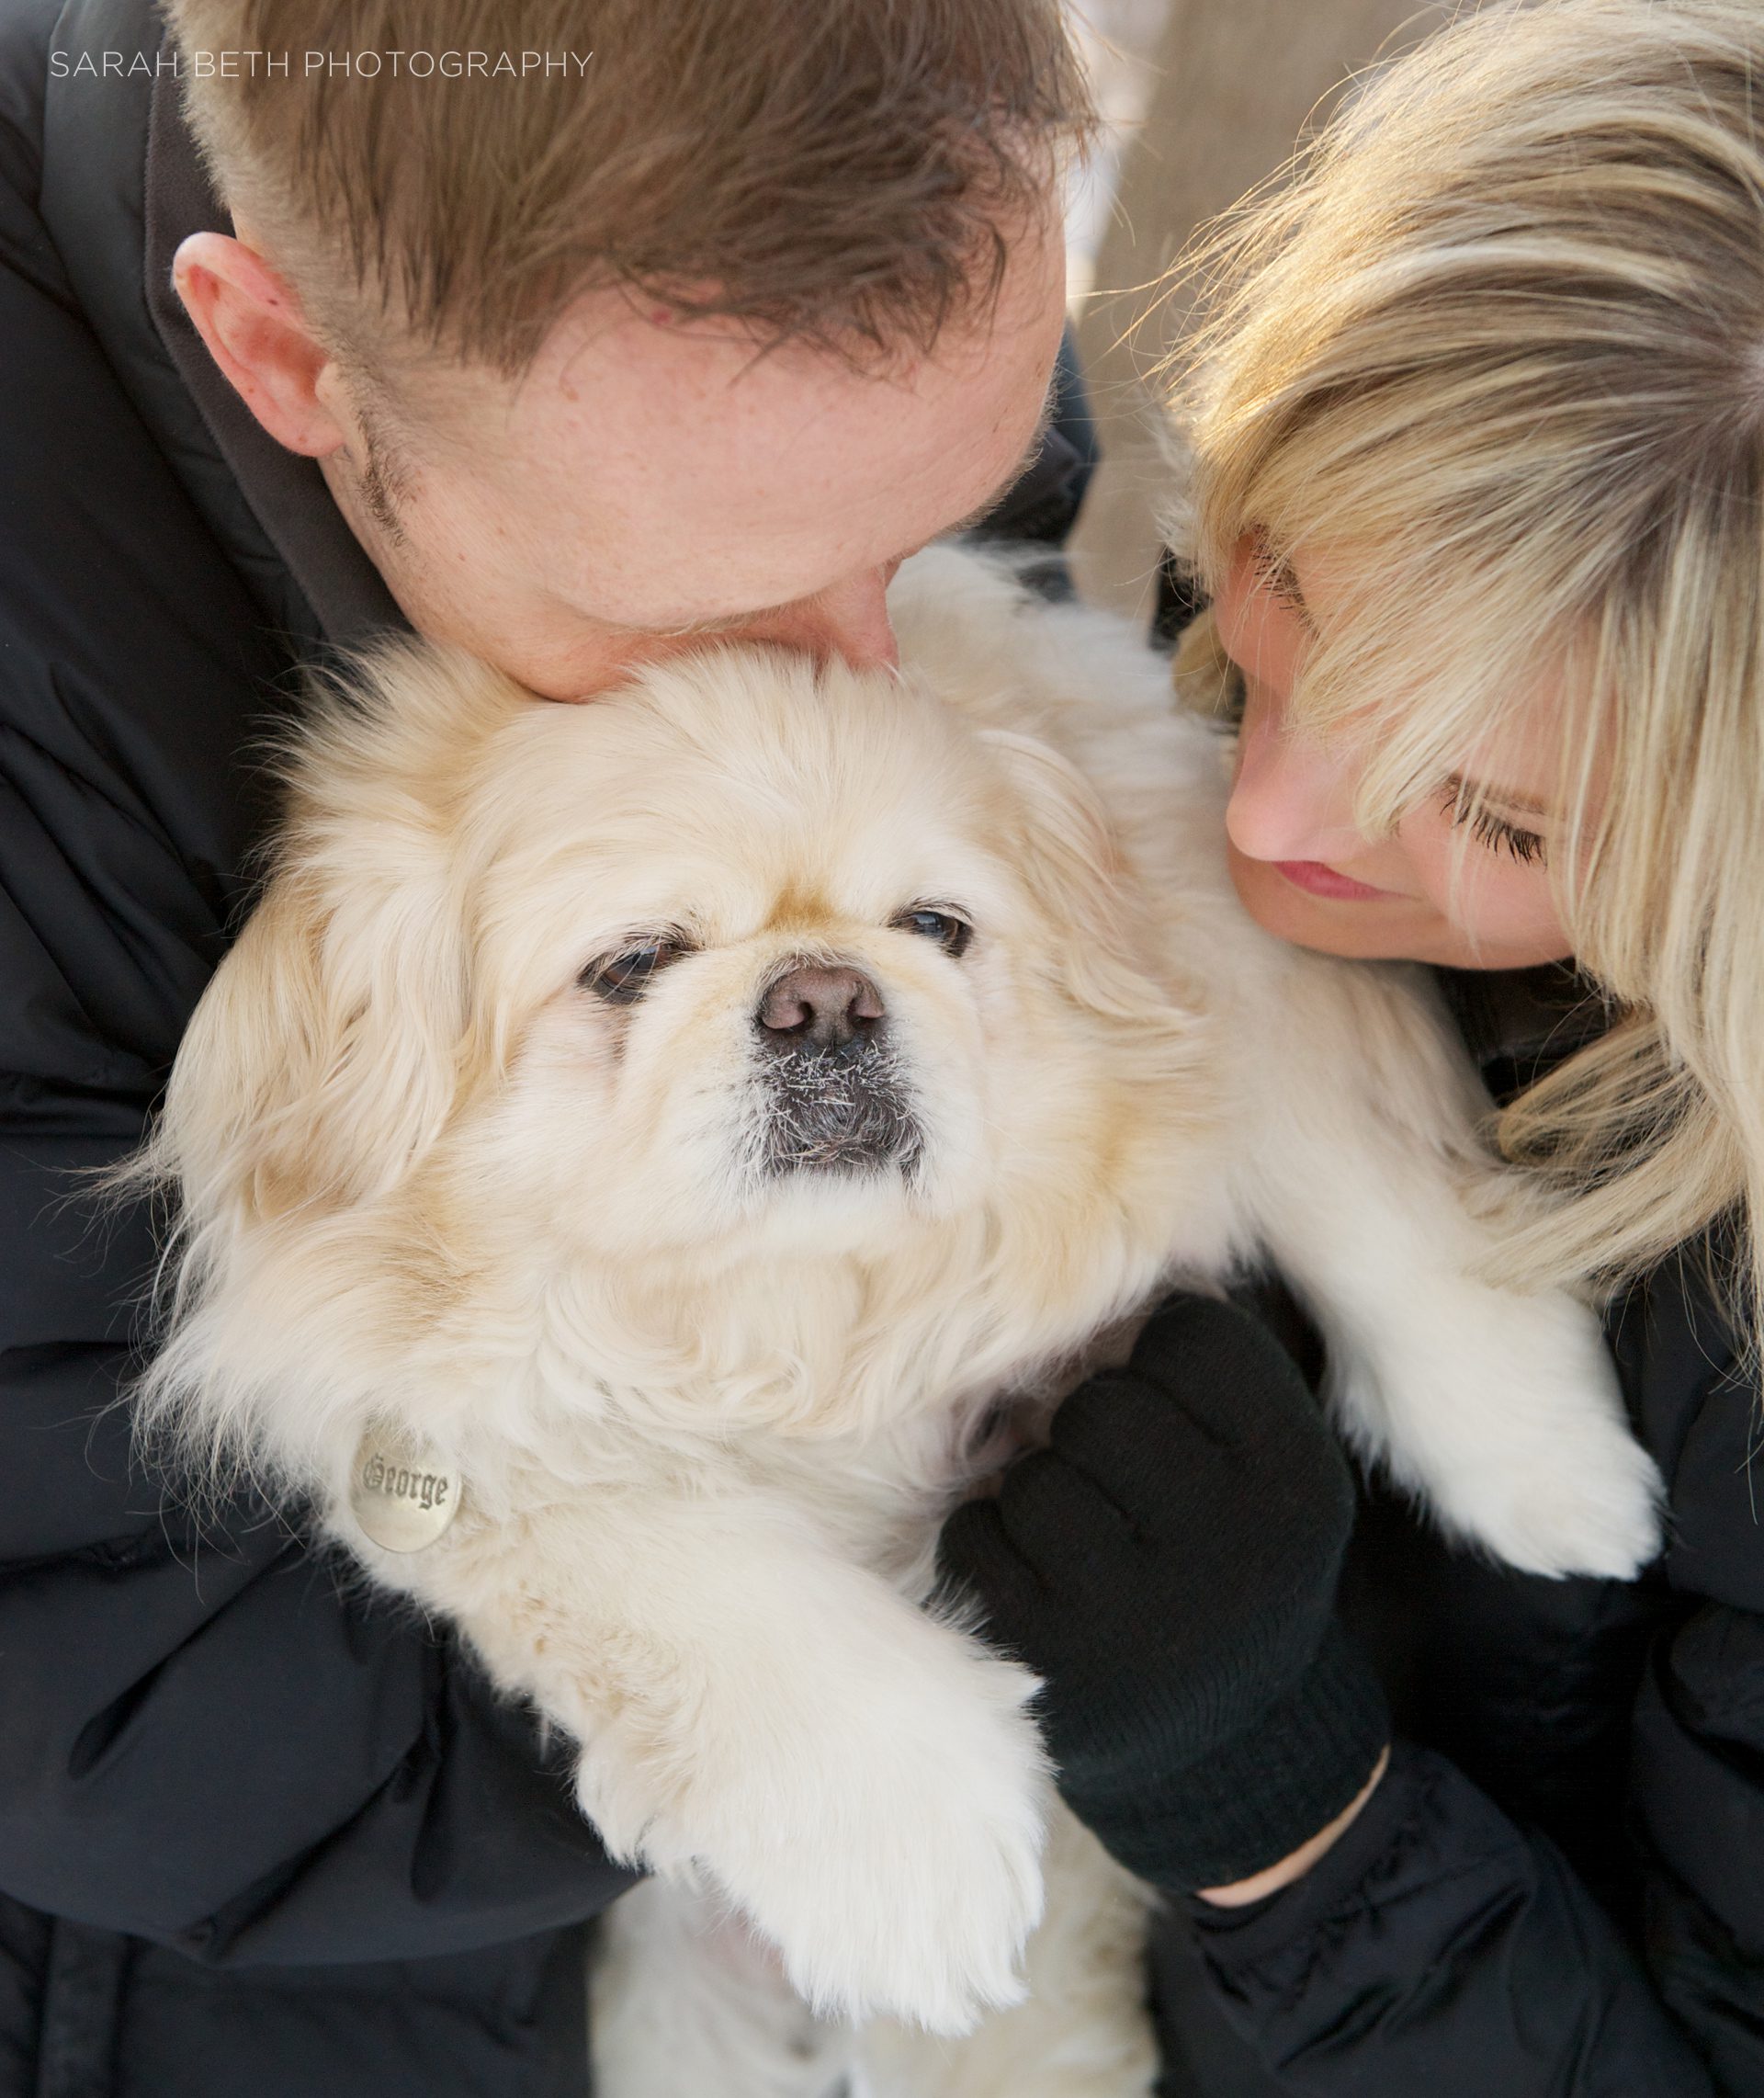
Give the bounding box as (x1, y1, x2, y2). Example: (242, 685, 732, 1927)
(0, 1, 1096, 2092)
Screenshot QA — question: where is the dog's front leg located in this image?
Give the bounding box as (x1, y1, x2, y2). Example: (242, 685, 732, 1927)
(366, 1481, 1049, 2036)
(1235, 958, 1663, 1579)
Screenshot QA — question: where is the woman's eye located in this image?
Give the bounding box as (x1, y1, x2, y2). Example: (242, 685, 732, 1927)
(1249, 527, 1311, 624)
(1439, 788, 1548, 867)
(581, 939, 688, 1004)
(892, 908, 973, 958)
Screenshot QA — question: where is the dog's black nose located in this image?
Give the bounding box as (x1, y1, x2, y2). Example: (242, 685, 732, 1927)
(757, 963, 886, 1053)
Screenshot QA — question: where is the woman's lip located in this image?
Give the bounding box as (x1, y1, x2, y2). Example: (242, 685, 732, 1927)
(1273, 859, 1398, 902)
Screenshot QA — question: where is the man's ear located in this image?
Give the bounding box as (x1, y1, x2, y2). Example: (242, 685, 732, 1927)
(979, 727, 1177, 1023)
(173, 229, 345, 458)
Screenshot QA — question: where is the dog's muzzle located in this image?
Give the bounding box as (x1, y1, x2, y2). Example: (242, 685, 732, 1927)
(753, 961, 922, 1177)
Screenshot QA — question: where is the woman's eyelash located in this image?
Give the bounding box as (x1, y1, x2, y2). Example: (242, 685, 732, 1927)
(1439, 787, 1547, 866)
(1251, 543, 1307, 614)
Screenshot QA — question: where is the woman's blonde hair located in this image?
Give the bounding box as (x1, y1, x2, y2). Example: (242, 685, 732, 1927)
(1165, 0, 1764, 1335)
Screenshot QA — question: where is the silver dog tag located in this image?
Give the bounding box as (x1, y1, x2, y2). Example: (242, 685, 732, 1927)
(349, 1429, 463, 1552)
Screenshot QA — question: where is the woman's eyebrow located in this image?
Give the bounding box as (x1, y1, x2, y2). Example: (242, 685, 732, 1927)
(1446, 771, 1550, 817)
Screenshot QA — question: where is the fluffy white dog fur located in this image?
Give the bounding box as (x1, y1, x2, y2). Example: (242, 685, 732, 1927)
(129, 547, 1663, 2096)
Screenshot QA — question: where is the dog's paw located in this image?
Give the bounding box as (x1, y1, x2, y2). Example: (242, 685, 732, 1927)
(582, 1627, 1050, 2036)
(1352, 1291, 1666, 1581)
(733, 1644, 1049, 2035)
(1427, 1401, 1665, 1580)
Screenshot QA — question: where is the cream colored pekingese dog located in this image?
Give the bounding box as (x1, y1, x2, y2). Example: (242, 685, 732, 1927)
(130, 547, 1661, 2098)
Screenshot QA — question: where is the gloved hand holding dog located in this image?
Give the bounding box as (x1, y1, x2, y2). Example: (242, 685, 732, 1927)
(938, 1292, 1390, 1895)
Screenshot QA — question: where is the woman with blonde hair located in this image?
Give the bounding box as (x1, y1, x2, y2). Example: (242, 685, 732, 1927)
(940, 1, 1764, 2089)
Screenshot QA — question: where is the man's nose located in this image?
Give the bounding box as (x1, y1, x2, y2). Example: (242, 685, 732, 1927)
(756, 567, 899, 672)
(1226, 694, 1370, 866)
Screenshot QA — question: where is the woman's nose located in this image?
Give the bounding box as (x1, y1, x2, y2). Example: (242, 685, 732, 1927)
(1226, 689, 1371, 866)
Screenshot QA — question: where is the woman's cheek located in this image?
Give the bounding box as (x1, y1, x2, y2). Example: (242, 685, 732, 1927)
(1400, 817, 1570, 955)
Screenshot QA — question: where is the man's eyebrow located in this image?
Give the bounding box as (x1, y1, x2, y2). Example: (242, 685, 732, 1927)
(1445, 771, 1551, 818)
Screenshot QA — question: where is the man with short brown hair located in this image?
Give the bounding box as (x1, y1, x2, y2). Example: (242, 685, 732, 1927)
(0, 2, 1091, 2088)
(164, 0, 1084, 694)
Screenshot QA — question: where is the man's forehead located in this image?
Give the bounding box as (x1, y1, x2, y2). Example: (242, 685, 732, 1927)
(454, 229, 1069, 629)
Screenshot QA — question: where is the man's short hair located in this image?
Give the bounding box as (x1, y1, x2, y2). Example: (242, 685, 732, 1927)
(164, 0, 1092, 379)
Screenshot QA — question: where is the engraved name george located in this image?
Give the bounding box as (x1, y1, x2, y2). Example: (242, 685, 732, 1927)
(349, 1434, 463, 1551)
(359, 1453, 451, 1513)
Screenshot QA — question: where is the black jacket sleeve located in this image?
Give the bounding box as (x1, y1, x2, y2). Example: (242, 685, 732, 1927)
(1181, 1741, 1715, 2097)
(0, 1332, 635, 1967)
(1634, 1610, 1764, 2095)
(0, 82, 631, 1960)
(1615, 1254, 1764, 2097)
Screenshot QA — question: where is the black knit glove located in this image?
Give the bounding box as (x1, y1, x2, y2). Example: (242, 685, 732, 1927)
(938, 1292, 1388, 1892)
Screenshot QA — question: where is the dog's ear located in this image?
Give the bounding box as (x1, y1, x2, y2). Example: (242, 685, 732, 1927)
(154, 649, 494, 1230)
(160, 837, 472, 1229)
(979, 728, 1173, 1022)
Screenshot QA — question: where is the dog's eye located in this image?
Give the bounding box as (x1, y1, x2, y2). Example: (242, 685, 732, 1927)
(581, 939, 689, 1005)
(891, 908, 973, 959)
